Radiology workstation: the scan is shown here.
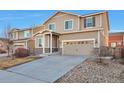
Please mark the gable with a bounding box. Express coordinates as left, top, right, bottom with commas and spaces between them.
43, 11, 80, 25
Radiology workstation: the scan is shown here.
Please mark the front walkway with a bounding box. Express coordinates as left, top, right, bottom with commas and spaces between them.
0, 55, 87, 83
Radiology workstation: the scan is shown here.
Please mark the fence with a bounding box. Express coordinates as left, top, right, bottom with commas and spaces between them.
94, 46, 124, 59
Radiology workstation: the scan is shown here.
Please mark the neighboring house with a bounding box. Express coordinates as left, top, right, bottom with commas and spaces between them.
109, 32, 124, 48
9, 11, 109, 55
0, 38, 8, 53
9, 28, 33, 49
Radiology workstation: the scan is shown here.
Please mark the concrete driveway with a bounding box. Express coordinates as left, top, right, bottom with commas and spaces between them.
0, 53, 8, 58
0, 55, 87, 83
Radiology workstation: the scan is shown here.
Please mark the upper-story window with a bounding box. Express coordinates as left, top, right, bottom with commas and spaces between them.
12, 32, 16, 39
24, 31, 30, 38
64, 20, 73, 30
84, 17, 95, 28
48, 23, 56, 32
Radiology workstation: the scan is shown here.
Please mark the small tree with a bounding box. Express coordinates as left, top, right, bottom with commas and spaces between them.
6, 40, 13, 57
3, 24, 10, 56
3, 24, 14, 59
93, 47, 103, 63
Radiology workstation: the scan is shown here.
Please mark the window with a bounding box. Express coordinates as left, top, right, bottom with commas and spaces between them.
12, 32, 16, 39
117, 42, 122, 46
64, 20, 73, 30
111, 42, 116, 48
81, 41, 84, 44
36, 36, 43, 48
49, 23, 56, 32
84, 17, 95, 28
24, 31, 30, 38
85, 41, 89, 44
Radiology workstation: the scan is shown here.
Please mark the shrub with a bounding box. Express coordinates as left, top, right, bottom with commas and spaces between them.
15, 48, 29, 58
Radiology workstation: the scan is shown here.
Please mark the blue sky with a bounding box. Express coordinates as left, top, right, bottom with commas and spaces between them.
0, 10, 124, 37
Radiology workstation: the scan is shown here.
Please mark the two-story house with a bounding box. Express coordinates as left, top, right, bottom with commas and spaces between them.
9, 11, 109, 55
9, 28, 32, 49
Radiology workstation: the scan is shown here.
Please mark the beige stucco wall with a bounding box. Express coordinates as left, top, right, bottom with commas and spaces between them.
43, 12, 107, 33
103, 12, 109, 46
45, 34, 49, 48
100, 30, 108, 46
52, 35, 57, 48
43, 12, 109, 49
27, 40, 35, 49
33, 26, 45, 34
17, 30, 32, 39
44, 34, 57, 48
44, 12, 79, 33
18, 31, 24, 39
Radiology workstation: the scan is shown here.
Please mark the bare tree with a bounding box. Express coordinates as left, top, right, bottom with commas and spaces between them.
3, 24, 13, 57
94, 46, 112, 64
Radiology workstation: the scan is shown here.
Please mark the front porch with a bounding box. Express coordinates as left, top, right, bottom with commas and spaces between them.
30, 30, 60, 55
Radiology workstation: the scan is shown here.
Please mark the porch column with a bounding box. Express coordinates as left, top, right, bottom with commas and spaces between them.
25, 40, 28, 49
43, 34, 45, 54
50, 33, 52, 54
57, 36, 59, 49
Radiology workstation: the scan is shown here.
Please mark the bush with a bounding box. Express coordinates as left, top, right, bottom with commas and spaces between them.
15, 48, 29, 58
0, 49, 7, 54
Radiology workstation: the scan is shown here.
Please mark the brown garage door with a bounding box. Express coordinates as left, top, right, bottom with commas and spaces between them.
63, 40, 94, 55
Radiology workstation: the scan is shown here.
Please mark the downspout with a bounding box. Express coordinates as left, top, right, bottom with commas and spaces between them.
50, 33, 52, 54
43, 34, 45, 54
97, 30, 100, 48
97, 30, 101, 56
100, 14, 102, 28
78, 16, 80, 31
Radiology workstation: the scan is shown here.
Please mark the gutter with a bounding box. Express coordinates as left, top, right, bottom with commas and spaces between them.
60, 28, 104, 35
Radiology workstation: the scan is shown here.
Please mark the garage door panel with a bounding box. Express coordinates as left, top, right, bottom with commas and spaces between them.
63, 40, 94, 55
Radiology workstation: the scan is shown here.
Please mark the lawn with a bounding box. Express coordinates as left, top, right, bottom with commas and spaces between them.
0, 56, 41, 69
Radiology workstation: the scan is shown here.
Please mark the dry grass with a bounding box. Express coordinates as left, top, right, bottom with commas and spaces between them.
0, 56, 41, 69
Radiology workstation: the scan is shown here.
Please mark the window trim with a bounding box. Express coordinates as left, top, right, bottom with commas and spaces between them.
64, 19, 73, 31
111, 42, 116, 48
12, 32, 17, 39
24, 30, 30, 38
35, 36, 43, 48
85, 17, 94, 28
48, 23, 56, 32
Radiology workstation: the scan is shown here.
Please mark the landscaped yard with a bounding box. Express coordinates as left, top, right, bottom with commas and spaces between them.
56, 58, 124, 83
0, 56, 42, 69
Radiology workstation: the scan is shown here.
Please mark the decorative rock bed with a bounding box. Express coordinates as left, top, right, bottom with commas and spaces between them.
55, 58, 124, 83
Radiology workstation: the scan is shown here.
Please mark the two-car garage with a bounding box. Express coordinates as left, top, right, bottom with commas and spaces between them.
62, 39, 95, 55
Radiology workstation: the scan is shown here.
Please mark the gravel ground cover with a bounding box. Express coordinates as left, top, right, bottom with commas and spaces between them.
56, 58, 124, 83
